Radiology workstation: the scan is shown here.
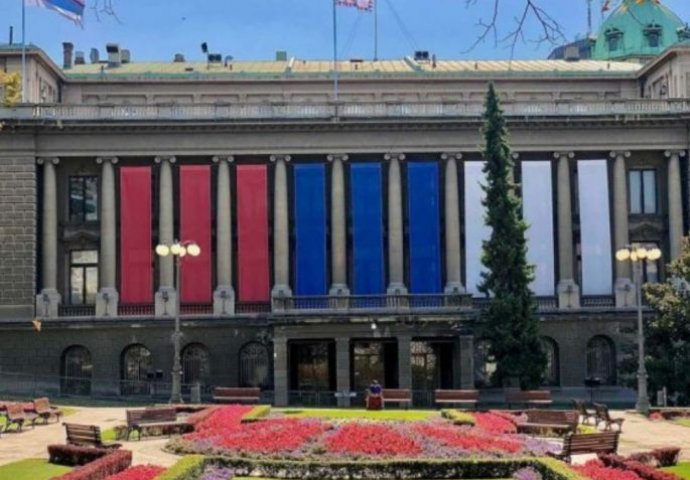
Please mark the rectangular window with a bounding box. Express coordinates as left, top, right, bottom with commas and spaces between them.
70, 250, 98, 305
629, 169, 657, 214
69, 176, 99, 223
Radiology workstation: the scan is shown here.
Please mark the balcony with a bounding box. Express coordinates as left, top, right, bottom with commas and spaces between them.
2, 99, 690, 123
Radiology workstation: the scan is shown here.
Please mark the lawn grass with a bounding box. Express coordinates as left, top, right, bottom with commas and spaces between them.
674, 418, 690, 428
277, 408, 438, 421
662, 463, 690, 479
0, 458, 72, 480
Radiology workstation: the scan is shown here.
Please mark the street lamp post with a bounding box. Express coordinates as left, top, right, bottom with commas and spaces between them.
615, 245, 662, 415
155, 240, 201, 404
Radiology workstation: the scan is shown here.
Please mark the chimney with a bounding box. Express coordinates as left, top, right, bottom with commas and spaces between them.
62, 42, 74, 69
564, 45, 580, 62
121, 49, 131, 64
89, 48, 100, 64
74, 51, 85, 65
106, 43, 121, 68
275, 50, 288, 61
173, 53, 185, 62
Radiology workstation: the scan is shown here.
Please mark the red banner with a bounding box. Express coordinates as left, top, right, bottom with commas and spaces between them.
180, 165, 212, 303
119, 167, 153, 304
237, 165, 270, 302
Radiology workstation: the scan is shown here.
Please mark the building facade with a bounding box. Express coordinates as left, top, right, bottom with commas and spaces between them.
2, 2, 690, 406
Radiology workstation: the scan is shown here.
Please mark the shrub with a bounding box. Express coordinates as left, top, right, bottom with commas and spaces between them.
573, 459, 642, 480
105, 465, 165, 480
441, 409, 476, 426
241, 405, 271, 423
155, 455, 206, 480
622, 461, 682, 480
54, 449, 132, 480
47, 444, 111, 466
513, 467, 543, 480
651, 447, 681, 468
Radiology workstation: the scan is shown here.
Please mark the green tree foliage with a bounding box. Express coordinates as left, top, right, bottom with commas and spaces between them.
478, 83, 547, 390
642, 237, 690, 405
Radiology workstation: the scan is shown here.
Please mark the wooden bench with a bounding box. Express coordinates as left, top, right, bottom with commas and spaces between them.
505, 390, 553, 408
434, 389, 480, 409
573, 399, 597, 425
4, 403, 37, 432
212, 387, 261, 404
32, 397, 63, 424
125, 407, 190, 440
64, 423, 121, 449
517, 410, 579, 436
548, 431, 620, 463
594, 403, 625, 431
382, 389, 412, 408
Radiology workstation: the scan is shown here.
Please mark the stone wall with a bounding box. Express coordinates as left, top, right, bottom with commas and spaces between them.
0, 157, 36, 319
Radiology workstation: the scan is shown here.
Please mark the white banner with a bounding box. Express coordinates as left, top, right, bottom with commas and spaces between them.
464, 162, 490, 296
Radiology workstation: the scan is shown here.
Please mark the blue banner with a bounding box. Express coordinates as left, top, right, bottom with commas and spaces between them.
294, 164, 327, 295
351, 163, 385, 295
407, 162, 442, 294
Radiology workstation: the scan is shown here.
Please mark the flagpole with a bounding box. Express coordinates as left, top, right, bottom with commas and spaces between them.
374, 0, 378, 60
332, 0, 339, 103
21, 0, 26, 102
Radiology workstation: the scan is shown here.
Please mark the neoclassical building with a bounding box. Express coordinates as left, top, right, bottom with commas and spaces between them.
0, 0, 689, 405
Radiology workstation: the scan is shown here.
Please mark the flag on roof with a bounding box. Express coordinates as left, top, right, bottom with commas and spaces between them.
336, 0, 374, 12
25, 0, 85, 26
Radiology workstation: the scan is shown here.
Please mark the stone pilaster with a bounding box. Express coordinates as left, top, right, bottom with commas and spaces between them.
459, 335, 475, 389
36, 157, 61, 318
385, 153, 407, 295
336, 337, 351, 407
155, 156, 177, 317
611, 151, 635, 308
666, 150, 686, 260
397, 335, 412, 390
271, 155, 293, 307
442, 152, 464, 294
328, 154, 350, 298
213, 156, 235, 315
273, 336, 289, 407
96, 157, 119, 317
554, 152, 580, 308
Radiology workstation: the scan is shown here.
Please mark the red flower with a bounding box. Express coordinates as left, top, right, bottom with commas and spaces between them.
325, 423, 422, 456
473, 412, 518, 434
105, 465, 165, 480
573, 460, 643, 480
413, 423, 522, 454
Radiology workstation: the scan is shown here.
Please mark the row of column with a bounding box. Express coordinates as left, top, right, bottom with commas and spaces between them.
36, 150, 687, 316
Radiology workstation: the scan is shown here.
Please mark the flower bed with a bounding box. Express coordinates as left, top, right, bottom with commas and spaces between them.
325, 422, 422, 456
105, 465, 165, 480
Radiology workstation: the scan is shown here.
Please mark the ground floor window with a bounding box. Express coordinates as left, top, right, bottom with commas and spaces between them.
351, 340, 397, 392
69, 250, 98, 305
182, 343, 210, 390
121, 344, 152, 396
60, 345, 92, 396
411, 340, 454, 391
587, 335, 616, 385
541, 337, 560, 386
240, 342, 272, 389
289, 341, 335, 392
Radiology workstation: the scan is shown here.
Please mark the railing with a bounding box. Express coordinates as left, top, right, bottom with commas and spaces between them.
117, 304, 155, 316
581, 295, 616, 308
3, 99, 690, 122
288, 390, 338, 407
274, 294, 473, 313
58, 305, 96, 317
235, 302, 272, 314
180, 303, 213, 315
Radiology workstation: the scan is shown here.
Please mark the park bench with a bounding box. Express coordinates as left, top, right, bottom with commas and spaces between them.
64, 423, 121, 449
434, 389, 480, 409
505, 390, 553, 408
4, 402, 37, 432
382, 388, 412, 408
516, 410, 579, 436
573, 399, 597, 425
548, 431, 620, 463
594, 403, 625, 431
212, 387, 261, 403
125, 407, 191, 440
32, 397, 63, 424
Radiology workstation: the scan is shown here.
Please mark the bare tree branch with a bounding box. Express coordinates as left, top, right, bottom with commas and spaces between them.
90, 0, 123, 24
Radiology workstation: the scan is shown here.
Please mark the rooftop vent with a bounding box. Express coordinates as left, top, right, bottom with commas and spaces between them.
208, 53, 222, 63
564, 45, 580, 62
224, 55, 234, 67
74, 51, 85, 65
106, 43, 121, 68
174, 53, 185, 62
275, 50, 288, 61
62, 42, 74, 69
121, 49, 131, 64
414, 50, 430, 62
89, 48, 100, 64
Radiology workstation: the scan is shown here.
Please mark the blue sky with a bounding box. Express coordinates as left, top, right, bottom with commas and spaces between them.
3, 0, 690, 63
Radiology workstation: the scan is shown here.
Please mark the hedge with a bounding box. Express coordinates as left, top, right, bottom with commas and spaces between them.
155, 455, 207, 480
47, 444, 112, 466
440, 409, 476, 426
54, 449, 132, 480
241, 405, 272, 423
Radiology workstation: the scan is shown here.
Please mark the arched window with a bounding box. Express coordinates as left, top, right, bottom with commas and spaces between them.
587, 336, 616, 385
474, 339, 496, 389
121, 344, 152, 396
239, 342, 272, 389
541, 337, 560, 386
61, 345, 92, 396
182, 343, 210, 389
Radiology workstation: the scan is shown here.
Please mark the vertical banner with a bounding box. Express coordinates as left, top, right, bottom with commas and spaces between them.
351, 163, 385, 294
294, 164, 328, 295
407, 162, 442, 293
119, 167, 153, 304
522, 161, 556, 296
578, 160, 613, 295
180, 165, 212, 303
464, 162, 489, 296
237, 165, 270, 302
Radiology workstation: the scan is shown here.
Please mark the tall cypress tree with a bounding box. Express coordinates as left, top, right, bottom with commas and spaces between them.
479, 83, 546, 389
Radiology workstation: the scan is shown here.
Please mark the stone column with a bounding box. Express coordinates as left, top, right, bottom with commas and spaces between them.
442, 152, 464, 294
271, 155, 293, 307
96, 157, 119, 317
36, 158, 61, 318
385, 153, 407, 295
155, 156, 177, 317
273, 336, 289, 406
213, 156, 235, 315
611, 151, 635, 308
459, 335, 475, 389
336, 337, 351, 407
666, 150, 686, 260
555, 152, 580, 308
397, 335, 412, 390
328, 154, 350, 298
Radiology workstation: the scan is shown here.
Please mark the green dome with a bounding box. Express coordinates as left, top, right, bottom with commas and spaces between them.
593, 0, 689, 61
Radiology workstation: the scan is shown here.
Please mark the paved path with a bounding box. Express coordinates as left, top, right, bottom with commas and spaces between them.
618, 411, 690, 460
